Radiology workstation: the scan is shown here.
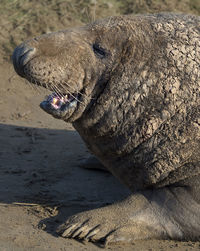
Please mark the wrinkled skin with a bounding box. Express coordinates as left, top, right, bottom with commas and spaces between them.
12, 13, 200, 244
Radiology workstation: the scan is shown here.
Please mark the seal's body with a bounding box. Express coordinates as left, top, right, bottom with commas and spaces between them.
13, 13, 200, 244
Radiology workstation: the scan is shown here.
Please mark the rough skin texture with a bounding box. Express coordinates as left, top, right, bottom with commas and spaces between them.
12, 13, 200, 244
74, 13, 200, 191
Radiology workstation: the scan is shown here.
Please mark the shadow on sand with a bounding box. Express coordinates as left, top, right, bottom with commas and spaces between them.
0, 123, 130, 239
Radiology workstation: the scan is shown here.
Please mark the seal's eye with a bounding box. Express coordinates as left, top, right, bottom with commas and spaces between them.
93, 43, 107, 59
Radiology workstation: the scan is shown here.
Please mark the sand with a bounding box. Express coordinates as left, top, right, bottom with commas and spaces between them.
0, 61, 200, 250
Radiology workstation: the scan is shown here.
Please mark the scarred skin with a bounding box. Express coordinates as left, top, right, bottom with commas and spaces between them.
12, 13, 200, 244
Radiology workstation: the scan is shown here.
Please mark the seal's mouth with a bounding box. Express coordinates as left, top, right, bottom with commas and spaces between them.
39, 91, 80, 120
44, 92, 78, 110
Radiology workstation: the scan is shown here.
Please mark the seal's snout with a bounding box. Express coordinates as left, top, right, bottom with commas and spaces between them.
12, 44, 36, 78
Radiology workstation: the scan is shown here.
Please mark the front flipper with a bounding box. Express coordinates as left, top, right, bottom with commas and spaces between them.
57, 186, 190, 245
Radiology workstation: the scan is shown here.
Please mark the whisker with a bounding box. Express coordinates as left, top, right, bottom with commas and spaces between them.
50, 85, 60, 97
55, 67, 95, 101
25, 78, 41, 94
52, 84, 65, 99
68, 92, 84, 104
62, 81, 84, 97
32, 78, 44, 94
59, 81, 92, 100
62, 81, 96, 101
62, 88, 84, 104
55, 67, 87, 98
53, 82, 84, 105
21, 70, 96, 105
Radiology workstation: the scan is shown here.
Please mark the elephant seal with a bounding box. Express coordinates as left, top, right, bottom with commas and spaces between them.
12, 13, 200, 244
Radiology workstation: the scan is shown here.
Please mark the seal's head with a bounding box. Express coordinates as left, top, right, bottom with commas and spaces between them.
12, 17, 137, 122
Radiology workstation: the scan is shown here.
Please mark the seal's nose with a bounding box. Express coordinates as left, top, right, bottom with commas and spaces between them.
12, 44, 36, 77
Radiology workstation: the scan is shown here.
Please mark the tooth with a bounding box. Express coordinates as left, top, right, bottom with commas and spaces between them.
52, 97, 58, 105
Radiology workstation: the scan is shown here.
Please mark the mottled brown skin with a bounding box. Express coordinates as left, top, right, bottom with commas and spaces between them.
12, 13, 200, 244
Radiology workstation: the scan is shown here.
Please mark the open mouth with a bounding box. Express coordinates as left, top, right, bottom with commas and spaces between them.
39, 92, 80, 120
45, 92, 78, 110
